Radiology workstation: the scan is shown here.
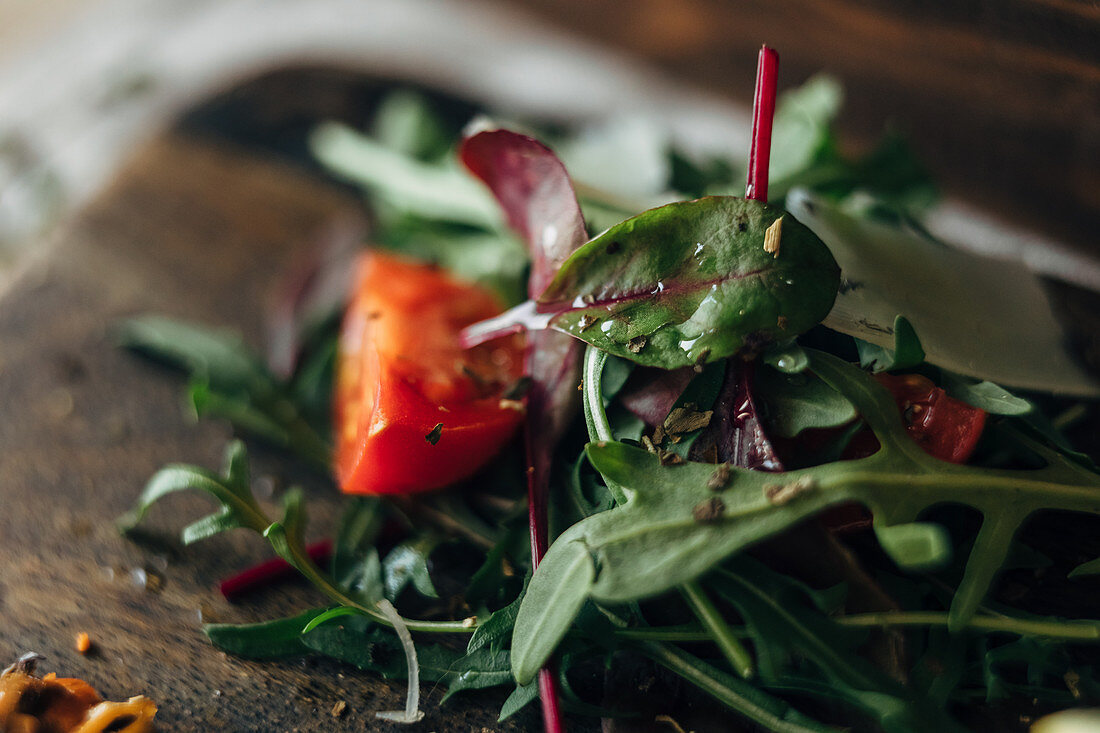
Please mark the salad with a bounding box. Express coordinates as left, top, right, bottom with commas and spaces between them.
115, 48, 1100, 732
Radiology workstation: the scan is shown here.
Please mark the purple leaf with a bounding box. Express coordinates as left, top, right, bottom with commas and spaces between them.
460, 129, 588, 298
266, 215, 365, 378
617, 366, 695, 427
712, 360, 784, 471
461, 126, 585, 733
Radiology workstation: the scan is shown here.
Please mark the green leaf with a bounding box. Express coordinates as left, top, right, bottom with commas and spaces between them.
383, 536, 442, 600
301, 613, 413, 679
768, 75, 843, 197
116, 316, 270, 392
189, 382, 292, 446
118, 441, 270, 537
310, 122, 501, 229
118, 316, 332, 470
468, 579, 526, 654
371, 89, 453, 162
538, 197, 840, 368
439, 648, 514, 701
511, 539, 595, 685
762, 340, 809, 374
856, 315, 925, 373
333, 496, 386, 582
939, 372, 1032, 416
1069, 557, 1100, 579
600, 354, 636, 402
498, 681, 539, 722
639, 641, 835, 733
512, 349, 1100, 675
873, 522, 952, 571
755, 364, 857, 438
300, 606, 367, 635
789, 189, 1099, 396
204, 609, 326, 659
181, 506, 240, 545
712, 561, 880, 691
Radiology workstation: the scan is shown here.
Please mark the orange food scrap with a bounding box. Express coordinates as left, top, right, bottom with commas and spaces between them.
0, 653, 156, 732
75, 633, 92, 655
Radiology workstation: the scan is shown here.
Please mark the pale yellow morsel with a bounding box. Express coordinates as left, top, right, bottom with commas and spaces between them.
72, 697, 158, 733
1031, 709, 1100, 733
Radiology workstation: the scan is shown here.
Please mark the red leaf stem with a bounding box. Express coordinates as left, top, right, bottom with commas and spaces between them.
746, 45, 779, 202
219, 538, 333, 600
460, 130, 584, 733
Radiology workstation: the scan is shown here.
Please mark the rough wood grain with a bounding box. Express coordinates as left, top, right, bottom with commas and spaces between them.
0, 134, 539, 731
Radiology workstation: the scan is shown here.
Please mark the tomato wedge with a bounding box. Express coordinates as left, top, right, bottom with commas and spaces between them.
334, 251, 525, 495
873, 372, 988, 464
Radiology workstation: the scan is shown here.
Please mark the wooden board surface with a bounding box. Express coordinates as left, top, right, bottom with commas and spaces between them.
0, 132, 540, 731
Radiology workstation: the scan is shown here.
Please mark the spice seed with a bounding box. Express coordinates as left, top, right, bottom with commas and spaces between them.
707, 463, 731, 491
692, 497, 726, 523
764, 476, 817, 505
425, 423, 444, 445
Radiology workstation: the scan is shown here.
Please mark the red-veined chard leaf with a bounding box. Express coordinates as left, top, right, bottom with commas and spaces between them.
461, 128, 586, 727
536, 196, 840, 368
709, 359, 784, 471
460, 128, 586, 552
460, 129, 588, 298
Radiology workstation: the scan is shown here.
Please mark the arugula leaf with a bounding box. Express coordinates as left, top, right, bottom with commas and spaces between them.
121, 441, 477, 635
939, 372, 1032, 416
511, 350, 1100, 683
438, 648, 514, 701
510, 540, 594, 686
856, 315, 925, 373
767, 75, 843, 199
332, 496, 386, 584
537, 197, 840, 368
873, 522, 952, 571
710, 561, 964, 732
468, 580, 526, 655
118, 440, 270, 539
712, 560, 879, 689
498, 681, 539, 722
383, 536, 441, 600
762, 339, 810, 374
117, 316, 332, 470
116, 316, 268, 391
301, 612, 416, 679
371, 89, 454, 162
311, 122, 501, 229
204, 609, 326, 659
638, 642, 835, 733
755, 364, 857, 438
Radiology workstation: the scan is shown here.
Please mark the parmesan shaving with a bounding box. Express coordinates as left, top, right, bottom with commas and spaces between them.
763, 216, 783, 257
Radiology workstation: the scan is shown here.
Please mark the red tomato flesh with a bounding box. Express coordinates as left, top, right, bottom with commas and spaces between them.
873, 373, 987, 464
334, 251, 525, 495
820, 372, 988, 533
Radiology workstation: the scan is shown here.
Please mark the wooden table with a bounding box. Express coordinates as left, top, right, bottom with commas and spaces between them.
0, 69, 542, 732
